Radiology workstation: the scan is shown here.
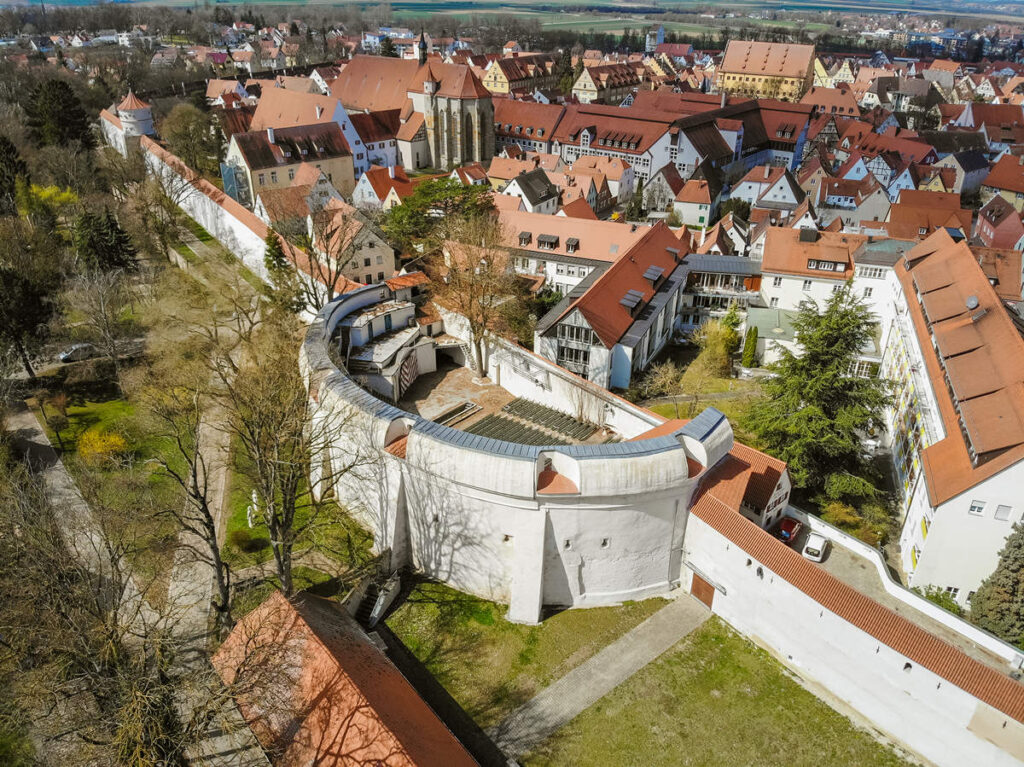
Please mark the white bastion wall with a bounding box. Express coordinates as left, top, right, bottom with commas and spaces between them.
301, 295, 719, 624
684, 514, 1024, 767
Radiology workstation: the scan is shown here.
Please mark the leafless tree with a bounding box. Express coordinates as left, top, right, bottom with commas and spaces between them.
214, 316, 361, 596
277, 197, 368, 311
65, 268, 133, 388
141, 360, 235, 637
428, 214, 525, 377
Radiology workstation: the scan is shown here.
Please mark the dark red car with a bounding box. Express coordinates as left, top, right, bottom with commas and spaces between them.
775, 517, 803, 544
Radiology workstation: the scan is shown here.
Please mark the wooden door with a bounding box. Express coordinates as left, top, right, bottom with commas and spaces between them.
690, 573, 715, 609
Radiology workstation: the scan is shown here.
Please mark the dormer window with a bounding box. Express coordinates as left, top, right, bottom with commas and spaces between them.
519, 231, 532, 246
537, 128, 544, 137
537, 234, 559, 250
566, 237, 579, 254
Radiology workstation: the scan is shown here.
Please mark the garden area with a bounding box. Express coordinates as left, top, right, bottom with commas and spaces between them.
524, 617, 915, 767
386, 581, 667, 730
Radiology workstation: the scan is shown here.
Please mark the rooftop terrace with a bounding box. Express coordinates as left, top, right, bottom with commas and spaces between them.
398, 360, 618, 446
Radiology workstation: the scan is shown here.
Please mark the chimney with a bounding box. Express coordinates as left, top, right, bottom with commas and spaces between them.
266, 127, 274, 144
764, 165, 770, 179
389, 165, 395, 179
700, 226, 707, 246
315, 105, 324, 119
720, 91, 726, 108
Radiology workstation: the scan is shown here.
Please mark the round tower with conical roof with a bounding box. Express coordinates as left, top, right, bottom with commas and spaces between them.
117, 91, 155, 138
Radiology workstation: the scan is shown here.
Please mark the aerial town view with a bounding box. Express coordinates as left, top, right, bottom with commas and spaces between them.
6, 0, 1024, 765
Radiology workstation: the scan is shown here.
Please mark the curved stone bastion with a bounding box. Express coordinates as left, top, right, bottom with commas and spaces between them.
300, 284, 742, 624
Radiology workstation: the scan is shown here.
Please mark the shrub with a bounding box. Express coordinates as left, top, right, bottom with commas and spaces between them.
741, 326, 759, 367
76, 429, 128, 465
228, 527, 269, 554
913, 585, 962, 616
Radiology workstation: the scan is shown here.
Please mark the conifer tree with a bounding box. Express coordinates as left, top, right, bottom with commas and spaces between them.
379, 36, 398, 58
0, 136, 28, 217
262, 230, 304, 314
25, 79, 95, 150
74, 210, 137, 272
971, 524, 1024, 647
744, 284, 891, 503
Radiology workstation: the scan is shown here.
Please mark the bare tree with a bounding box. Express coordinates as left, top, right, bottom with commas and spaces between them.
141, 361, 235, 637
280, 197, 368, 311
428, 214, 525, 377
215, 316, 359, 595
65, 268, 133, 387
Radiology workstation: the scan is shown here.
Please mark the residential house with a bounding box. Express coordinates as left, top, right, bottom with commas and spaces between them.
572, 64, 642, 105
982, 154, 1024, 213
716, 41, 816, 102
501, 168, 560, 214
883, 230, 1024, 607
800, 86, 860, 117
643, 162, 686, 214
930, 150, 990, 196
882, 190, 973, 240
493, 100, 565, 155
223, 124, 355, 208
673, 178, 721, 228
352, 165, 414, 210
534, 223, 689, 388
975, 196, 1024, 250
309, 198, 398, 284
571, 155, 635, 203
482, 54, 557, 95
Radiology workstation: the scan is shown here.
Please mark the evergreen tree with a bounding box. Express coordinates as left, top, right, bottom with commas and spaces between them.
0, 265, 53, 380
971, 524, 1024, 647
0, 136, 28, 217
74, 210, 137, 272
25, 79, 95, 150
379, 36, 398, 58
262, 230, 304, 314
102, 210, 138, 271
744, 284, 891, 503
624, 179, 645, 221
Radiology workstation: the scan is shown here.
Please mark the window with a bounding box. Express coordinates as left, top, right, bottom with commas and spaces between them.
969, 500, 986, 516
802, 279, 812, 291
995, 504, 1013, 521
944, 586, 960, 600
770, 297, 779, 308
863, 287, 874, 298
772, 276, 782, 287
287, 168, 295, 181
363, 258, 371, 267
377, 271, 384, 280
832, 284, 842, 294
257, 173, 266, 186
270, 171, 278, 183
557, 324, 594, 345
364, 273, 372, 283
376, 254, 383, 264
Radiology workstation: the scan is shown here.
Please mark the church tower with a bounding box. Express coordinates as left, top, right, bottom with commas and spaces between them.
418, 29, 427, 65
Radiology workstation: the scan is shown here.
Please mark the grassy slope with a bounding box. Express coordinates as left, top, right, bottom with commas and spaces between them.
525, 617, 915, 767
386, 581, 667, 729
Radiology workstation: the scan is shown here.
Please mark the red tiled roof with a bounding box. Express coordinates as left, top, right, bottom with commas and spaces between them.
984, 154, 1024, 195
691, 492, 1024, 725
212, 591, 477, 767
550, 223, 683, 347
762, 227, 865, 281
720, 40, 814, 79
117, 91, 150, 111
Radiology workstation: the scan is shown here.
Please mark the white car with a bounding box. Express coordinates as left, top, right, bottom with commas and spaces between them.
58, 343, 96, 363
802, 532, 829, 563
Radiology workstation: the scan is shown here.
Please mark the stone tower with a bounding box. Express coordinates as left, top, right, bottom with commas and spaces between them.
117, 91, 155, 138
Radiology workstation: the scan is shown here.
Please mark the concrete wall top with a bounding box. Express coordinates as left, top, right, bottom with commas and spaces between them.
303, 297, 705, 497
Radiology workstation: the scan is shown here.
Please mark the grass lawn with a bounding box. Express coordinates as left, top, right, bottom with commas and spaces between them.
221, 442, 375, 574
186, 219, 215, 244
524, 617, 914, 767
386, 581, 668, 729
29, 385, 183, 597
233, 566, 341, 617
649, 396, 764, 449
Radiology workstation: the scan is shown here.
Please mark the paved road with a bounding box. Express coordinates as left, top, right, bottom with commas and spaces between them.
487, 595, 710, 759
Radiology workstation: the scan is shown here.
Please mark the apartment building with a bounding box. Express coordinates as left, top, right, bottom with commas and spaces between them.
716, 41, 815, 102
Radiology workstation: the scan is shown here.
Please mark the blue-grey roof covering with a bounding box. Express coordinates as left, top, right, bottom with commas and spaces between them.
312, 294, 689, 461
685, 254, 762, 275
680, 407, 725, 441
619, 263, 690, 347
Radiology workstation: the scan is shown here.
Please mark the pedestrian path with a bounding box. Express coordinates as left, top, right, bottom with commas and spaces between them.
487, 595, 710, 759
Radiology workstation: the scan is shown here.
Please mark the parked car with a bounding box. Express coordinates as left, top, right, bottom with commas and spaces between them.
58, 343, 96, 363
774, 517, 803, 544
802, 532, 829, 563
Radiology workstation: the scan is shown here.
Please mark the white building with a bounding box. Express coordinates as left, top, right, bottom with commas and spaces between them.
881, 229, 1024, 608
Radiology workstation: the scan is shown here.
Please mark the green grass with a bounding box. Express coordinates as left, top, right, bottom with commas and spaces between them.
186, 219, 215, 244
524, 617, 915, 767
233, 566, 341, 617
649, 396, 764, 449
386, 581, 667, 729
221, 441, 375, 573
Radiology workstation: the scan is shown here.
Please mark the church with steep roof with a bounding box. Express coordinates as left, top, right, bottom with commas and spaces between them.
330, 34, 495, 170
